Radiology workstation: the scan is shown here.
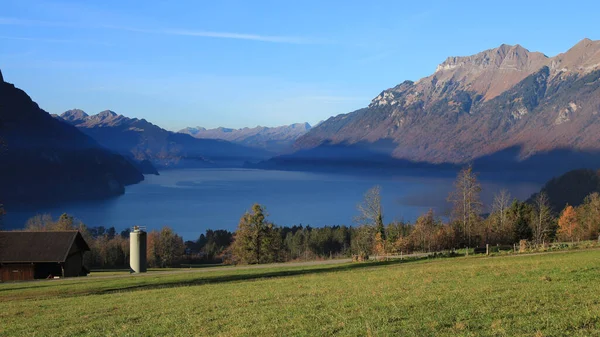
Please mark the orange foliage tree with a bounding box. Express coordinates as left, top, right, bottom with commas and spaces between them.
372, 232, 386, 258
557, 205, 579, 242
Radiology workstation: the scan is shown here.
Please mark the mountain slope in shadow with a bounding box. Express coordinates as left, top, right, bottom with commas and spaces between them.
0, 70, 144, 205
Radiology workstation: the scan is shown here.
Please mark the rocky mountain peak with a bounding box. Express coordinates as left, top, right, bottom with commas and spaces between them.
60, 109, 89, 122
435, 44, 547, 74
550, 38, 600, 75
295, 38, 600, 166
289, 122, 312, 130
426, 43, 549, 100
97, 110, 119, 119
56, 109, 132, 128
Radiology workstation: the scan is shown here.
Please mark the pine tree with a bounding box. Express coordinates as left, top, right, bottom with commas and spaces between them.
508, 200, 533, 242
231, 204, 279, 264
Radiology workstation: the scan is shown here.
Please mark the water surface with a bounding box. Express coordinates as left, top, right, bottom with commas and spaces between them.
4, 169, 541, 240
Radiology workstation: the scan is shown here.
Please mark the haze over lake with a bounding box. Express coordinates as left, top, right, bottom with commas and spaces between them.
6, 169, 541, 240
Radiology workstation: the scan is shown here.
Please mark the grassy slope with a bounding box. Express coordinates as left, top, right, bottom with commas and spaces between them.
2, 250, 600, 336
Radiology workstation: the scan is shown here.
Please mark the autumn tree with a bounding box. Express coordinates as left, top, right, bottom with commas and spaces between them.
147, 230, 160, 267
24, 213, 87, 232
144, 227, 184, 267
577, 192, 600, 240
409, 209, 437, 252
557, 205, 579, 242
55, 213, 75, 230
231, 204, 281, 264
372, 232, 386, 257
433, 224, 456, 252
531, 192, 553, 246
156, 226, 185, 267
25, 214, 55, 230
448, 165, 482, 246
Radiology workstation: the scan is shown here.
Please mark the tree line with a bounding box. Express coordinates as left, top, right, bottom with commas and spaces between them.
22, 213, 185, 268
226, 165, 600, 264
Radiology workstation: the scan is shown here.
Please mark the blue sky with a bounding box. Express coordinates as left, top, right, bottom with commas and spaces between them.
1, 0, 599, 131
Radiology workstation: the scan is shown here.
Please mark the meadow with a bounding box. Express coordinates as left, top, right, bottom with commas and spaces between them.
2, 249, 600, 336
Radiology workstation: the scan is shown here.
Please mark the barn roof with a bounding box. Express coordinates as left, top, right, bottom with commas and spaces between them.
0, 231, 90, 263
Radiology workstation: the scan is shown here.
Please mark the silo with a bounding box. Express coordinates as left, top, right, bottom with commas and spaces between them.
130, 226, 147, 273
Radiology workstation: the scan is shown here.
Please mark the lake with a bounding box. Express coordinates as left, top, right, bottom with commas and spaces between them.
3, 168, 541, 240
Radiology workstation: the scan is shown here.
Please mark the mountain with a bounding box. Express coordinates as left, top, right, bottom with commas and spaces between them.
56, 110, 271, 169
179, 123, 311, 154
293, 39, 600, 170
0, 70, 144, 204
529, 169, 600, 213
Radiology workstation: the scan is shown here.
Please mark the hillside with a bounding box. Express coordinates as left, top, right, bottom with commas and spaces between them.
294, 39, 600, 168
180, 123, 311, 154
2, 250, 600, 336
0, 70, 144, 204
56, 110, 272, 169
529, 168, 600, 212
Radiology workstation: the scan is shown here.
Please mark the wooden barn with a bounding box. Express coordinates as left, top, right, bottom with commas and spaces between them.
0, 231, 90, 282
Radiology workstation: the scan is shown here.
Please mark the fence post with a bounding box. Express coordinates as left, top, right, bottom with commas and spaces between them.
486, 244, 489, 256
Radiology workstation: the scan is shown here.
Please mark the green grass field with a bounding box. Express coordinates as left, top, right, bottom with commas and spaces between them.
2, 250, 600, 336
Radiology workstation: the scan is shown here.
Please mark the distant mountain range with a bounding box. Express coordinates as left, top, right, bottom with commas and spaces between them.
0, 70, 144, 204
55, 110, 271, 169
4, 38, 600, 206
258, 38, 600, 177
179, 123, 311, 154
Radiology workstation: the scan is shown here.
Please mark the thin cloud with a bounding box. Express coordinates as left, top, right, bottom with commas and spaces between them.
0, 17, 75, 28
0, 35, 112, 46
2, 59, 120, 69
163, 29, 318, 44
0, 16, 326, 44
105, 25, 325, 44
305, 95, 370, 102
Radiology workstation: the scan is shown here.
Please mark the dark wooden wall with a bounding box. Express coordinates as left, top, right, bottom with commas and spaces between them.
0, 264, 35, 281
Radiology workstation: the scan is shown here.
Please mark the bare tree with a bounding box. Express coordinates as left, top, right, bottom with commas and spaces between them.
532, 192, 553, 246
355, 185, 384, 229
448, 165, 482, 246
490, 189, 512, 242
25, 214, 55, 231
354, 186, 384, 257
